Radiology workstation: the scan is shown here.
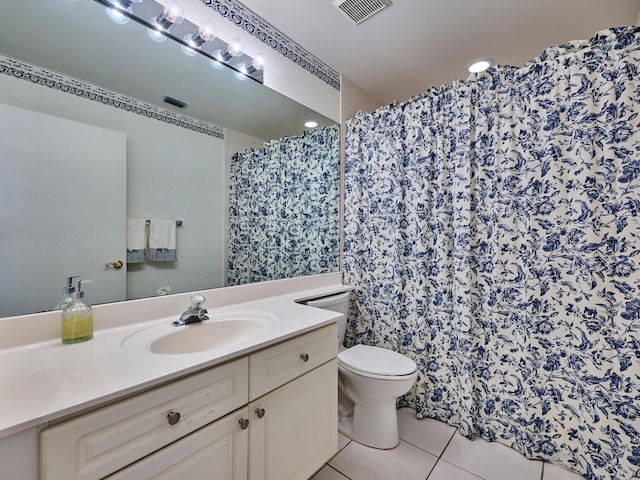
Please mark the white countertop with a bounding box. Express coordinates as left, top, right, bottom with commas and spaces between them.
0, 280, 349, 439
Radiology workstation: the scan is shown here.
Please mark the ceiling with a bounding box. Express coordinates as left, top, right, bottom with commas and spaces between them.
237, 0, 640, 105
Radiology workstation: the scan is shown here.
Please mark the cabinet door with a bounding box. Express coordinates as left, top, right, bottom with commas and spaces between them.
249, 360, 338, 480
106, 408, 249, 480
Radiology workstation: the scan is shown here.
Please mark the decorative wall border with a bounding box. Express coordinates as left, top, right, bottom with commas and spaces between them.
0, 54, 225, 139
201, 0, 341, 91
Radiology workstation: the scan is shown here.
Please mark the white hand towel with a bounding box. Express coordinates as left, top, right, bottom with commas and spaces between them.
126, 218, 147, 263
147, 219, 177, 262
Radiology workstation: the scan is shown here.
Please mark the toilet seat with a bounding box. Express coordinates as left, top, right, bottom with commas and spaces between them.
338, 344, 417, 378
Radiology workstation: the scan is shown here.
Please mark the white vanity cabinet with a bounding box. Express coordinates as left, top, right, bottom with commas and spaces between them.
40, 357, 249, 480
248, 324, 339, 480
249, 360, 337, 480
38, 323, 338, 480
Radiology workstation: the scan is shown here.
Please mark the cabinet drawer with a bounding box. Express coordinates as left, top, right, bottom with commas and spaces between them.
40, 357, 248, 480
249, 323, 338, 400
105, 407, 249, 480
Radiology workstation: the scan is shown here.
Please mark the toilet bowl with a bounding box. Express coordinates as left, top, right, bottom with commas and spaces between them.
305, 292, 417, 449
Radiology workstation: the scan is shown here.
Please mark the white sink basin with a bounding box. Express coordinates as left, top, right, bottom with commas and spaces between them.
122, 311, 278, 355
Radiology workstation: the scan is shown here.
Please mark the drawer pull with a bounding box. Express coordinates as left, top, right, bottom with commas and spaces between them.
300, 353, 309, 362
255, 407, 266, 418
167, 411, 181, 426
239, 418, 249, 430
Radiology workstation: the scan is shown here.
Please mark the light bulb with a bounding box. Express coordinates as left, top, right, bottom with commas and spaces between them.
151, 1, 184, 31
234, 71, 248, 81
241, 53, 266, 75
215, 37, 246, 62
147, 27, 167, 42
105, 0, 141, 24
251, 53, 266, 71
184, 21, 217, 48
106, 7, 129, 24
227, 37, 245, 57
182, 20, 217, 56
210, 58, 224, 69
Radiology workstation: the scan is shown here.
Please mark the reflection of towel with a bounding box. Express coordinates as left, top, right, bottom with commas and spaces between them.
126, 218, 147, 263
148, 219, 177, 262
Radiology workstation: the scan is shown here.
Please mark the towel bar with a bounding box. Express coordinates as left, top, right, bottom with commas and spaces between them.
145, 220, 183, 226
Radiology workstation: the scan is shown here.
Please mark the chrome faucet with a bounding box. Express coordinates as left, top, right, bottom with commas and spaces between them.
173, 294, 209, 326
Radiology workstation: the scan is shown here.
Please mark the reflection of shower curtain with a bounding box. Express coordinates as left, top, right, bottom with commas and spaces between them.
228, 124, 340, 286
344, 27, 640, 480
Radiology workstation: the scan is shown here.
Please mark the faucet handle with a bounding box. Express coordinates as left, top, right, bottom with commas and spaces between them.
191, 294, 206, 310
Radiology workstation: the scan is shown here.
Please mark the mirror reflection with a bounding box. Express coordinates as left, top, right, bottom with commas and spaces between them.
0, 0, 340, 317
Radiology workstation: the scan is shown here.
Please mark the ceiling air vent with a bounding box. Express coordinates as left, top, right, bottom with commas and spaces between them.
333, 0, 392, 25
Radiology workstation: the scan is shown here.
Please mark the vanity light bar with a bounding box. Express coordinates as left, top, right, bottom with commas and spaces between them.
96, 0, 264, 83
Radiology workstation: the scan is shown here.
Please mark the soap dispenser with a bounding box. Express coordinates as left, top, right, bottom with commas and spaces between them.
54, 275, 80, 311
61, 278, 94, 344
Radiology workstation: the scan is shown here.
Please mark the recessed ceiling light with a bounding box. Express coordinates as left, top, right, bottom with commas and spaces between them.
304, 121, 318, 128
466, 57, 495, 73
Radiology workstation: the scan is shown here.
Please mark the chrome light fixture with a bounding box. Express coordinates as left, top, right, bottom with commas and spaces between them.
91, 0, 264, 82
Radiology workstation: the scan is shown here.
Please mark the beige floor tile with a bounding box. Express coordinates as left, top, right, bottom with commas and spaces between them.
309, 465, 350, 480
428, 460, 484, 480
398, 408, 457, 456
329, 439, 438, 480
542, 462, 585, 480
441, 432, 542, 480
337, 432, 350, 452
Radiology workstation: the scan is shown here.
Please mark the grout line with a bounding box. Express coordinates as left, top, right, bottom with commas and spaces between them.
439, 427, 458, 458
540, 461, 545, 480
326, 464, 351, 479
425, 458, 440, 479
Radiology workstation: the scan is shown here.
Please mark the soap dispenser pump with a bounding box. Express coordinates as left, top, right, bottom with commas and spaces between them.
54, 275, 80, 311
61, 278, 94, 344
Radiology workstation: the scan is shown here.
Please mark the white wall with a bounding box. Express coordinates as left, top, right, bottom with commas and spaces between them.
0, 74, 227, 301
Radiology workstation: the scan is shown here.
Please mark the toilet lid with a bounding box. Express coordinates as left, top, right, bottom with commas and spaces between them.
338, 344, 417, 376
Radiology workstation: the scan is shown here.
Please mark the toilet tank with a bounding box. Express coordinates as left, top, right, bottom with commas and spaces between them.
304, 291, 350, 345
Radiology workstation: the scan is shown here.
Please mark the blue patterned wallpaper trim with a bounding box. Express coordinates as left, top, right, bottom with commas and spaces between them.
0, 55, 225, 139
200, 0, 341, 90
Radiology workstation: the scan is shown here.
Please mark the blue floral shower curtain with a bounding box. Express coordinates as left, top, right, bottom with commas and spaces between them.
228, 124, 340, 285
343, 27, 640, 480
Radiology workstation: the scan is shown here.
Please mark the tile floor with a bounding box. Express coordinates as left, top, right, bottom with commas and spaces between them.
310, 408, 584, 480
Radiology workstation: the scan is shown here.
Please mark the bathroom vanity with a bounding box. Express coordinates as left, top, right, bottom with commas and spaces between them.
0, 276, 346, 480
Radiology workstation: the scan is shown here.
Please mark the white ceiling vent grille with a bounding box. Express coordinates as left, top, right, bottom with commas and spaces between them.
333, 0, 392, 25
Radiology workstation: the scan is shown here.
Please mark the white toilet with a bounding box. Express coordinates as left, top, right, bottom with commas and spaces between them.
305, 292, 418, 449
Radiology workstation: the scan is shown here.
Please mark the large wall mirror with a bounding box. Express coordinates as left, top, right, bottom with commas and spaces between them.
0, 0, 340, 317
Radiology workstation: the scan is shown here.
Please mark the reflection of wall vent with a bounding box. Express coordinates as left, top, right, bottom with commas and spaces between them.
333, 0, 392, 25
163, 96, 188, 109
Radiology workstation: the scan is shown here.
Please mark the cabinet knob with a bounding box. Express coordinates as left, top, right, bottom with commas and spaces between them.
255, 407, 266, 418
239, 418, 249, 430
167, 411, 181, 425
300, 353, 309, 362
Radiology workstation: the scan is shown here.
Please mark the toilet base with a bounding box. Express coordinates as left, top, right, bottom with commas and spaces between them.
338, 401, 400, 449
